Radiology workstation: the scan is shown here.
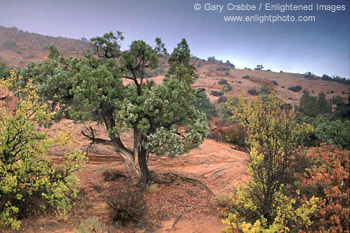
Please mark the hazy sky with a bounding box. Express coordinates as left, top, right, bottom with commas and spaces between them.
0, 0, 349, 78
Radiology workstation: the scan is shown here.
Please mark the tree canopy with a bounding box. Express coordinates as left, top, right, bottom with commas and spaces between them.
20, 32, 209, 186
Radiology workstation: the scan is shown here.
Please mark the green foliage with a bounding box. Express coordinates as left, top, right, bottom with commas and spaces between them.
288, 85, 302, 92
0, 59, 10, 78
223, 124, 247, 148
221, 83, 232, 93
75, 217, 104, 233
194, 90, 215, 119
242, 75, 250, 79
223, 92, 315, 232
2, 39, 17, 50
218, 96, 227, 103
218, 79, 228, 85
247, 89, 258, 96
217, 67, 229, 72
210, 90, 223, 97
90, 31, 123, 59
271, 80, 278, 86
19, 34, 208, 185
216, 194, 234, 208
106, 189, 146, 224
297, 91, 331, 118
146, 183, 158, 193
312, 117, 350, 149
0, 71, 86, 230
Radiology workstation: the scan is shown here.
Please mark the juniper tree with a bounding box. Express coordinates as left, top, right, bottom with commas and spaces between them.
20, 32, 208, 186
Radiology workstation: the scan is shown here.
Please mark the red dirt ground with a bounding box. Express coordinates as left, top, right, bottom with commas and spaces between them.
2, 119, 249, 233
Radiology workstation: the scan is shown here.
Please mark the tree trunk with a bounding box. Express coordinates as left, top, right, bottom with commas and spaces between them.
138, 146, 150, 187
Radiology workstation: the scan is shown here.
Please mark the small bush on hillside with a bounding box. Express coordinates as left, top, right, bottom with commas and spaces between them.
288, 85, 302, 92
218, 79, 228, 85
304, 72, 315, 79
2, 39, 17, 50
216, 194, 234, 208
271, 80, 278, 86
217, 67, 229, 72
218, 96, 227, 103
242, 75, 250, 79
247, 89, 259, 96
223, 124, 247, 148
75, 217, 104, 233
225, 71, 230, 76
260, 85, 271, 95
221, 84, 232, 93
210, 90, 224, 97
41, 43, 51, 50
106, 189, 146, 224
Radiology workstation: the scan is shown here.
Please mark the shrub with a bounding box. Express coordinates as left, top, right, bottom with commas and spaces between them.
223, 92, 315, 232
222, 124, 247, 148
75, 217, 104, 233
304, 72, 315, 79
41, 43, 51, 50
288, 85, 302, 92
0, 71, 86, 230
218, 79, 228, 85
2, 39, 17, 50
242, 75, 250, 79
106, 189, 146, 224
225, 71, 230, 76
259, 85, 271, 95
271, 80, 278, 86
218, 96, 227, 103
210, 90, 224, 97
68, 46, 76, 51
299, 146, 350, 232
216, 194, 234, 208
146, 183, 158, 193
247, 89, 258, 96
194, 90, 215, 119
217, 67, 229, 72
221, 84, 232, 93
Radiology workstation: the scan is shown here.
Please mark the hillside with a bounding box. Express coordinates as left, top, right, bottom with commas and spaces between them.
0, 25, 349, 106
0, 26, 89, 67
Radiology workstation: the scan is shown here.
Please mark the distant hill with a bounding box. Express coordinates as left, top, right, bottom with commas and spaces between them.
0, 25, 90, 67
0, 25, 348, 105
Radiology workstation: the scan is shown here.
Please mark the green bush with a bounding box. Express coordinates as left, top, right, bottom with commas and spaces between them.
218, 79, 228, 85
216, 194, 234, 208
210, 90, 224, 97
242, 75, 250, 79
217, 67, 229, 72
2, 39, 17, 50
0, 72, 86, 230
247, 89, 258, 96
106, 189, 146, 224
218, 96, 227, 103
271, 80, 278, 86
75, 217, 104, 233
194, 90, 215, 119
288, 85, 302, 92
221, 84, 232, 93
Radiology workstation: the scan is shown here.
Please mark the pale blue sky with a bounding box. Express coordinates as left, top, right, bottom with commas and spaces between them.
0, 0, 349, 78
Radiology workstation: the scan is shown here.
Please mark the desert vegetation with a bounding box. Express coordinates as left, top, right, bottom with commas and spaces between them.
0, 29, 349, 232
